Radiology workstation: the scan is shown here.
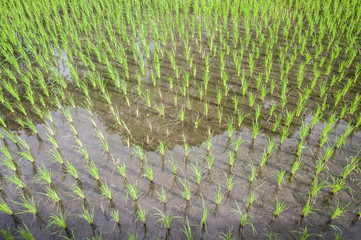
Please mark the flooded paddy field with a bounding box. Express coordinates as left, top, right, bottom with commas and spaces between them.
1, 0, 361, 239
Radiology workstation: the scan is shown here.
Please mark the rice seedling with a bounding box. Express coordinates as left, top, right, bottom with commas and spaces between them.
126, 182, 142, 203
17, 223, 35, 240
181, 217, 192, 240
143, 163, 154, 183
33, 163, 52, 186
72, 183, 86, 201
13, 194, 39, 218
87, 161, 101, 183
156, 186, 167, 206
233, 200, 256, 238
179, 178, 191, 202
41, 186, 61, 208
77, 205, 95, 229
193, 161, 202, 186
154, 207, 179, 231
158, 141, 167, 157
47, 211, 72, 237
136, 206, 146, 227
224, 172, 236, 194
0, 198, 14, 216
116, 163, 128, 183
204, 154, 214, 172
100, 181, 112, 201
4, 173, 26, 190
199, 195, 208, 233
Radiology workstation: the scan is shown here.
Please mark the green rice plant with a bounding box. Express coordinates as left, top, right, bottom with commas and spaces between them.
181, 217, 192, 240
156, 186, 167, 205
290, 157, 303, 177
200, 195, 208, 232
272, 114, 281, 132
126, 182, 141, 203
280, 126, 291, 144
116, 163, 127, 183
155, 104, 165, 118
0, 148, 17, 172
42, 187, 61, 207
227, 117, 235, 138
33, 163, 52, 185
215, 185, 225, 206
0, 225, 15, 239
233, 135, 244, 154
252, 121, 260, 141
72, 183, 86, 200
273, 199, 286, 218
204, 154, 214, 172
349, 93, 361, 114
329, 201, 350, 221
17, 223, 35, 240
143, 163, 154, 182
47, 211, 70, 236
14, 194, 38, 217
219, 227, 235, 240
134, 145, 146, 162
50, 149, 64, 166
136, 206, 146, 227
168, 156, 178, 177
248, 92, 255, 108
0, 198, 14, 216
77, 205, 94, 227
224, 172, 236, 193
87, 161, 100, 182
233, 200, 256, 237
158, 141, 167, 157
184, 140, 190, 159
217, 107, 223, 124
4, 173, 26, 190
100, 181, 112, 201
179, 178, 191, 202
216, 87, 223, 106
228, 152, 236, 168
193, 161, 202, 186
309, 176, 328, 200
3, 81, 20, 101
65, 160, 79, 181
154, 207, 179, 230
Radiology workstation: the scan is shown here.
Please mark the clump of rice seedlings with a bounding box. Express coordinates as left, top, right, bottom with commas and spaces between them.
100, 181, 113, 204
110, 208, 121, 231
136, 206, 147, 229
116, 163, 128, 184
0, 198, 14, 216
180, 178, 191, 202
252, 121, 260, 141
323, 201, 351, 231
245, 190, 258, 212
335, 123, 354, 150
215, 185, 225, 208
233, 200, 256, 239
193, 161, 202, 187
228, 152, 236, 168
0, 146, 18, 173
270, 199, 286, 226
237, 111, 248, 128
72, 183, 86, 203
4, 173, 26, 190
181, 217, 192, 240
17, 222, 35, 240
219, 227, 235, 240
134, 145, 146, 162
157, 186, 167, 208
47, 210, 72, 238
200, 196, 208, 233
42, 186, 62, 210
33, 163, 53, 187
154, 207, 179, 239
204, 154, 214, 172
65, 160, 80, 183
87, 161, 101, 184
233, 136, 244, 154
143, 163, 154, 183
50, 149, 64, 166
14, 194, 41, 221
77, 205, 96, 232
297, 194, 317, 226
224, 172, 236, 196
126, 181, 142, 204
217, 107, 223, 124
158, 141, 167, 157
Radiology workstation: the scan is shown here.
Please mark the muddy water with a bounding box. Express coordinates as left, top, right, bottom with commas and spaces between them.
1, 6, 361, 240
